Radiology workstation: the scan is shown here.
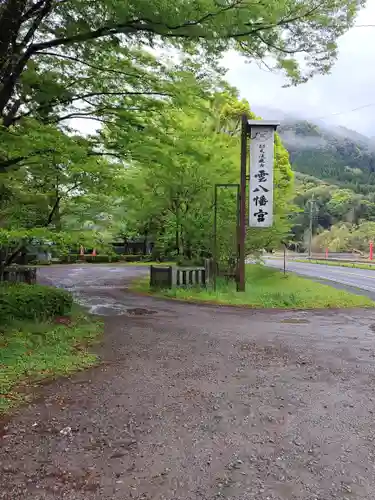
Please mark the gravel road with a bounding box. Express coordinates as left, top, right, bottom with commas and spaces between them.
2, 265, 375, 499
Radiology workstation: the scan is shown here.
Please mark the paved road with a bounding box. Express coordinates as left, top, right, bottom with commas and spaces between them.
266, 259, 375, 297
3, 265, 375, 499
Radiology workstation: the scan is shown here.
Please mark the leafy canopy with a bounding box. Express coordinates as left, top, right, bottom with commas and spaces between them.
0, 0, 365, 127
0, 0, 363, 267
113, 84, 294, 262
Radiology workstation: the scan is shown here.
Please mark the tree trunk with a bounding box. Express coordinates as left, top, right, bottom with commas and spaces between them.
0, 0, 28, 116
0, 0, 26, 74
0, 0, 53, 119
143, 230, 148, 255
175, 227, 179, 255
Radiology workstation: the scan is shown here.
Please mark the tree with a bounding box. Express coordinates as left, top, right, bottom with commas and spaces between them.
113, 84, 294, 262
290, 172, 375, 250
0, 126, 129, 275
311, 223, 351, 252
311, 221, 375, 254
2, 0, 359, 266
0, 0, 364, 164
327, 189, 368, 225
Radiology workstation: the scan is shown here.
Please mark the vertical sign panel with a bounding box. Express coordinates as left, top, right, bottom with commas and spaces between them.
249, 126, 274, 227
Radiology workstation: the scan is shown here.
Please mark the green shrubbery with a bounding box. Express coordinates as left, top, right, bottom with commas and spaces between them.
0, 283, 73, 323
176, 257, 204, 267
84, 254, 120, 263
0, 283, 101, 414
59, 254, 79, 263
59, 254, 150, 263
121, 254, 151, 262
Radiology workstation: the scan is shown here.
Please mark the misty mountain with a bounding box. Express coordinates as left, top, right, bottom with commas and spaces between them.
251, 106, 375, 193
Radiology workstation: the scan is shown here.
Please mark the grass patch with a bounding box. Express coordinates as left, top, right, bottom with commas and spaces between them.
296, 259, 375, 270
131, 264, 375, 309
0, 305, 103, 414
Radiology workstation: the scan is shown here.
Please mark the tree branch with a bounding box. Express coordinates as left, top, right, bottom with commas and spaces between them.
30, 22, 138, 52
235, 0, 330, 38
55, 113, 114, 126
47, 195, 61, 225
65, 91, 169, 103
0, 148, 55, 173
29, 0, 316, 52
20, 0, 53, 49
36, 51, 147, 79
21, 0, 50, 21
255, 32, 306, 54
136, 1, 244, 32
10, 91, 167, 125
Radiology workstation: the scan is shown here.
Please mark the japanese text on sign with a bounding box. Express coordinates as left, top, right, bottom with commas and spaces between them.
249, 126, 274, 227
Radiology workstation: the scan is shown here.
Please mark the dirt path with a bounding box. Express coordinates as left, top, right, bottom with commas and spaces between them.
2, 265, 375, 499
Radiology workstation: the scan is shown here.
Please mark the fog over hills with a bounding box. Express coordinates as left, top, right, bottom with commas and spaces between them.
250, 106, 375, 191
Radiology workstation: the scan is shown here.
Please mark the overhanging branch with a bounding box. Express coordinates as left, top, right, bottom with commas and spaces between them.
10, 91, 168, 125
28, 0, 329, 52
0, 148, 55, 173
36, 51, 148, 79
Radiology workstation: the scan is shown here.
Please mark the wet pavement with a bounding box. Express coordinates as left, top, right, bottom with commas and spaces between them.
37, 264, 150, 316
2, 265, 375, 499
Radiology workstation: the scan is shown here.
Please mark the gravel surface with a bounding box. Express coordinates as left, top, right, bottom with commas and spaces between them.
2, 265, 375, 499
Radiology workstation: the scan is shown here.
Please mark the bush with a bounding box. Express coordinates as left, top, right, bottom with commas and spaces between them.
59, 254, 79, 263
85, 255, 120, 263
120, 254, 149, 262
0, 283, 73, 323
176, 257, 204, 267
59, 254, 121, 263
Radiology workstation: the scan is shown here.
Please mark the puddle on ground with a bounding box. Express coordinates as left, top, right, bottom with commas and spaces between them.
127, 308, 156, 316
88, 305, 157, 317
280, 318, 310, 324
70, 292, 158, 317
90, 305, 125, 316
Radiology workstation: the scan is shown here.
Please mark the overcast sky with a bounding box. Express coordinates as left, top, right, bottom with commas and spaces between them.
223, 1, 375, 137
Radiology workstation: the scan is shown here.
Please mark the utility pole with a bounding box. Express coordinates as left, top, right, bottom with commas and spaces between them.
238, 116, 278, 290
238, 114, 248, 292
308, 194, 316, 259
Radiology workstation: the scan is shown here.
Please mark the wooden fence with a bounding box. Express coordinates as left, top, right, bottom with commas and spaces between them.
150, 265, 207, 289
1, 267, 37, 284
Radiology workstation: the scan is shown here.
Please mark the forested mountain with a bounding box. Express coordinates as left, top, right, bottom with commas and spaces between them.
255, 108, 375, 252
253, 106, 375, 193
278, 120, 375, 194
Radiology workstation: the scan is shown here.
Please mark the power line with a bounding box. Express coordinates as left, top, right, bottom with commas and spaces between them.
312, 102, 375, 121
299, 23, 375, 121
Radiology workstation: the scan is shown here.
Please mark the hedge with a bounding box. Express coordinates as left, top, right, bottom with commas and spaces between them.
120, 254, 150, 262
176, 257, 205, 267
59, 254, 79, 263
0, 283, 73, 323
59, 254, 150, 263
85, 255, 120, 263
